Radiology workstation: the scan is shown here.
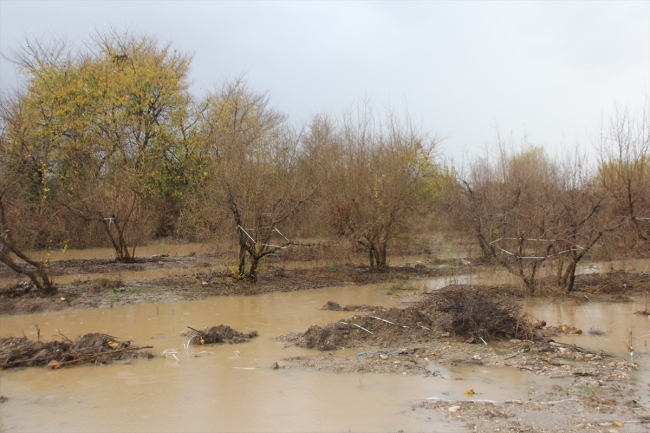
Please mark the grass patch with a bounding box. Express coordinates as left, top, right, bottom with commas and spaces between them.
326, 261, 339, 272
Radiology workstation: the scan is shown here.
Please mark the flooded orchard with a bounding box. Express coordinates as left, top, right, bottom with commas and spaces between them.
1, 253, 649, 432
0, 283, 530, 432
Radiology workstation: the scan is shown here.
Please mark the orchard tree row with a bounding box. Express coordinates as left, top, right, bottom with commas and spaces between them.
0, 30, 647, 294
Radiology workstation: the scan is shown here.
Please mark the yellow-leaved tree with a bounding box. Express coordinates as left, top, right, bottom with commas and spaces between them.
2, 29, 203, 261
198, 79, 320, 280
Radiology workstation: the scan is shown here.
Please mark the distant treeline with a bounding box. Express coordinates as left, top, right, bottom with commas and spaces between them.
1, 30, 647, 291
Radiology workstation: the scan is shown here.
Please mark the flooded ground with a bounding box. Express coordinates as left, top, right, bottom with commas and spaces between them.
1, 274, 648, 432
525, 297, 650, 370
0, 282, 549, 433
1, 247, 649, 432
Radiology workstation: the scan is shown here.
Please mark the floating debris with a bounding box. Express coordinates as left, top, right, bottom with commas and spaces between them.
0, 333, 153, 369
183, 325, 258, 344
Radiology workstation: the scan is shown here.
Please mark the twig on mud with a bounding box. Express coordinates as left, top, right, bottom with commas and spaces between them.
183, 336, 197, 355
342, 322, 374, 335
160, 349, 180, 362
548, 341, 587, 353
369, 316, 409, 329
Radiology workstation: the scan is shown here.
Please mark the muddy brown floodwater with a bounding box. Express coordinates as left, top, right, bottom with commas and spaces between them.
0, 280, 570, 433
1, 257, 649, 432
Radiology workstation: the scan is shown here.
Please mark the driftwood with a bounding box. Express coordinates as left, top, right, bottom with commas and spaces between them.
0, 333, 154, 369
183, 325, 258, 344
50, 345, 154, 368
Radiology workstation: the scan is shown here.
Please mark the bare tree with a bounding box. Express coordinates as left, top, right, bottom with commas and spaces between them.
455, 132, 621, 294
550, 152, 621, 292
596, 106, 650, 249
306, 105, 435, 269
200, 79, 319, 280
0, 185, 55, 294
457, 137, 562, 293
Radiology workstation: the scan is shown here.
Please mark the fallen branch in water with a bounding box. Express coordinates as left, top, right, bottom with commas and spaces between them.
50, 345, 154, 368
0, 334, 154, 370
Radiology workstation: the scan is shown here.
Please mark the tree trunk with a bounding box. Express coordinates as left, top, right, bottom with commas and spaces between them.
249, 255, 260, 281
238, 245, 247, 277
368, 245, 376, 269
377, 241, 387, 268
100, 216, 132, 262
0, 247, 56, 295
560, 260, 578, 293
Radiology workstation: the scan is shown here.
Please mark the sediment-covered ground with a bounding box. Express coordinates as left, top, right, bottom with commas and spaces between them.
277, 286, 649, 432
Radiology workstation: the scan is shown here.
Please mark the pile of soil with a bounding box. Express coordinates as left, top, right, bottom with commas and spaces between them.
279, 286, 532, 351
0, 333, 153, 369
183, 325, 258, 344
320, 301, 386, 312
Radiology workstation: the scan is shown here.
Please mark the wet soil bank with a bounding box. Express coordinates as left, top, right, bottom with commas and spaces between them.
278, 287, 649, 432
0, 257, 469, 315
1, 251, 649, 317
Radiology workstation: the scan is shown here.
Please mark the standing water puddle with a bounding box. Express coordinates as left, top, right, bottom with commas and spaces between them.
2, 283, 555, 432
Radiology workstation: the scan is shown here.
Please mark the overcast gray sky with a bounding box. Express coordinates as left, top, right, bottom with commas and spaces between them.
1, 1, 648, 162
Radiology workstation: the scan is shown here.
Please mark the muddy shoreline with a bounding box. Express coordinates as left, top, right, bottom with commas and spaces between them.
0, 254, 648, 316
278, 290, 649, 432
0, 256, 473, 315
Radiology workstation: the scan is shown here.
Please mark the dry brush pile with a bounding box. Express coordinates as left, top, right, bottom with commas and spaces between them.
278, 286, 534, 351
183, 325, 258, 345
0, 333, 153, 369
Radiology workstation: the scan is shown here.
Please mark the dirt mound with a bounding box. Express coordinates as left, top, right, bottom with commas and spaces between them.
434, 286, 533, 341
279, 286, 534, 351
280, 301, 438, 351
320, 301, 386, 312
0, 333, 153, 369
183, 325, 258, 344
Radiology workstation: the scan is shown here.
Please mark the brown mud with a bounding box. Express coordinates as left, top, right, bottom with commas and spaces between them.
1, 253, 648, 319
279, 287, 537, 351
